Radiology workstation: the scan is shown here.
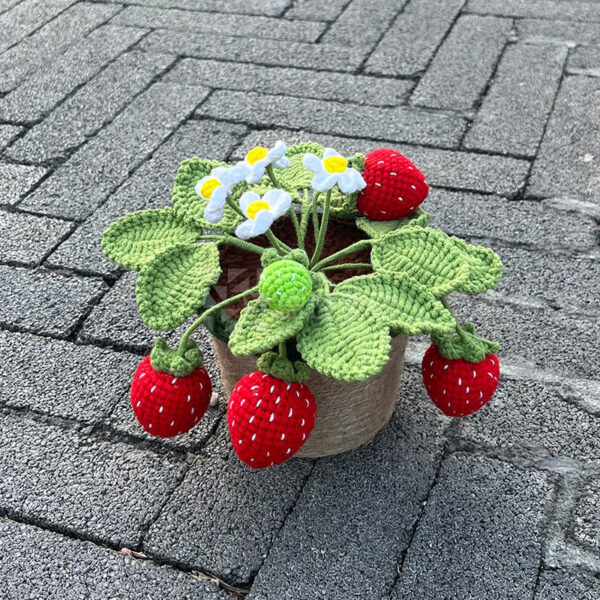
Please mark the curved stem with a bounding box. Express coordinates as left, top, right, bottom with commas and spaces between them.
225, 195, 245, 219
266, 165, 301, 249
278, 341, 287, 359
311, 239, 373, 272
320, 262, 372, 272
309, 188, 331, 268
299, 189, 310, 248
178, 286, 259, 353
221, 235, 264, 255
440, 296, 468, 338
311, 191, 320, 240
265, 229, 292, 254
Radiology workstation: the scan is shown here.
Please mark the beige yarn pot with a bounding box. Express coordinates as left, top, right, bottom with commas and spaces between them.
211, 334, 408, 458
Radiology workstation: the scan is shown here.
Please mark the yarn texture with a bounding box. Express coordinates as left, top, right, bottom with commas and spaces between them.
355, 207, 431, 238
259, 259, 312, 311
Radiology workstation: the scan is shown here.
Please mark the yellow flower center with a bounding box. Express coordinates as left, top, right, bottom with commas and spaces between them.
246, 200, 270, 220
246, 147, 269, 165
323, 155, 347, 173
200, 178, 221, 199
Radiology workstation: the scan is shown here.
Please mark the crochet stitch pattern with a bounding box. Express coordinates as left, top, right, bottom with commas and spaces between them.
102, 140, 504, 465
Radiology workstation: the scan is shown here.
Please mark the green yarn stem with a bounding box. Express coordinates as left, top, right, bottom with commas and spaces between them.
321, 262, 372, 272
440, 296, 468, 338
265, 229, 291, 254
299, 189, 310, 249
311, 191, 320, 240
312, 239, 374, 272
178, 285, 259, 354
266, 164, 302, 249
225, 195, 245, 218
221, 235, 264, 255
309, 188, 332, 268
278, 341, 287, 359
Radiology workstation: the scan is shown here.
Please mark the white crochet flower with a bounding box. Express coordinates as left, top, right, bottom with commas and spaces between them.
239, 140, 290, 184
303, 148, 366, 193
235, 189, 291, 240
197, 165, 246, 224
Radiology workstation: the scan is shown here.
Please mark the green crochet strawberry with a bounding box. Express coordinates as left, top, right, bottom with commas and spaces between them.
357, 148, 429, 220
259, 259, 312, 311
227, 370, 316, 468
130, 339, 212, 437
421, 324, 499, 417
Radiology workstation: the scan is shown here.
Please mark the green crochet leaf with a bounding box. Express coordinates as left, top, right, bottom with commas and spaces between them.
136, 243, 221, 331
450, 237, 502, 294
228, 295, 317, 356
172, 157, 245, 233
355, 208, 431, 238
333, 272, 456, 335
297, 295, 391, 381
371, 228, 470, 297
102, 208, 198, 271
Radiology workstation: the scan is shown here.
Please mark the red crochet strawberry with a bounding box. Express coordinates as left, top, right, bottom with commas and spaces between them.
422, 323, 500, 417
357, 148, 429, 220
228, 370, 316, 468
130, 339, 212, 438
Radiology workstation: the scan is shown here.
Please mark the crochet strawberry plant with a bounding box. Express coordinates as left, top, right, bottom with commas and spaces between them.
102, 141, 503, 467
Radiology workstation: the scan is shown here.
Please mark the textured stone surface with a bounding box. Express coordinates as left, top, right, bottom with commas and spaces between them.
517, 18, 600, 46
468, 0, 600, 22
0, 163, 47, 206
571, 478, 600, 553
285, 0, 348, 21
113, 5, 325, 42
0, 210, 72, 265
0, 413, 187, 546
0, 2, 119, 92
366, 0, 464, 76
535, 569, 600, 600
46, 119, 245, 275
0, 519, 229, 600
411, 15, 512, 110
21, 82, 205, 220
528, 76, 600, 204
567, 46, 600, 76
0, 265, 107, 337
0, 124, 22, 150
464, 43, 567, 156
391, 454, 552, 599
247, 370, 448, 600
200, 90, 466, 147
102, 0, 290, 15
139, 29, 367, 71
164, 58, 412, 106
236, 128, 530, 197
0, 330, 138, 423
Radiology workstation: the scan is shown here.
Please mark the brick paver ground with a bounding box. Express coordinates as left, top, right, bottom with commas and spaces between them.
0, 1, 599, 598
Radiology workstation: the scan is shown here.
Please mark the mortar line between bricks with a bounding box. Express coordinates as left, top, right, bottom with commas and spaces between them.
312, 0, 354, 43
463, 9, 600, 25
0, 0, 26, 19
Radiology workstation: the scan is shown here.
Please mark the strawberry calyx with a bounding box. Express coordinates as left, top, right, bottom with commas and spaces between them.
256, 351, 311, 383
261, 248, 309, 269
150, 338, 204, 377
349, 152, 365, 172
431, 322, 499, 364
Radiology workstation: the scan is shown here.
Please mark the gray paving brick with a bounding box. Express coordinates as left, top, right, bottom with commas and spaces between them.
0, 0, 22, 14
0, 210, 72, 265
0, 519, 228, 600
103, 0, 290, 15
113, 5, 325, 42
164, 58, 412, 106
464, 43, 567, 157
535, 569, 600, 600
145, 453, 313, 586
0, 2, 120, 93
571, 478, 600, 553
285, 0, 348, 21
46, 120, 245, 275
426, 189, 598, 251
567, 46, 600, 76
7, 51, 175, 164
0, 330, 138, 423
0, 265, 107, 337
20, 82, 206, 220
247, 369, 447, 600
494, 247, 600, 314
200, 91, 466, 147
517, 18, 600, 46
468, 0, 600, 22
0, 413, 187, 547
0, 163, 47, 206
0, 0, 75, 53
411, 15, 512, 110
452, 295, 600, 379
0, 124, 22, 151
365, 0, 464, 76
0, 26, 148, 124
321, 0, 405, 48
458, 378, 600, 462
529, 76, 600, 204
138, 29, 367, 72
237, 129, 530, 196
391, 454, 552, 600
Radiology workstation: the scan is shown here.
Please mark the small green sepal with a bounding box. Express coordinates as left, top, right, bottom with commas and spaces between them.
431, 322, 499, 364
256, 352, 311, 383
150, 338, 204, 376
261, 248, 309, 269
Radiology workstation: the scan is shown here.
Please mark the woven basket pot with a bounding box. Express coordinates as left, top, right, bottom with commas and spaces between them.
208, 217, 408, 458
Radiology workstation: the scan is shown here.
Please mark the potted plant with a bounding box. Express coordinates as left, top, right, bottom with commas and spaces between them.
102, 141, 502, 468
